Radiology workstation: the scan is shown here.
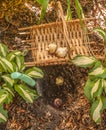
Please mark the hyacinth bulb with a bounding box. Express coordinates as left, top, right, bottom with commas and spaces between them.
48, 43, 57, 54
56, 47, 67, 58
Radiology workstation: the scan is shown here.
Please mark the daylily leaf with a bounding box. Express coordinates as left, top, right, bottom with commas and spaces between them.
0, 106, 8, 123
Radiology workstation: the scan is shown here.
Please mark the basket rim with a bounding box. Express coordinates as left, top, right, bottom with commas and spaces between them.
18, 17, 95, 31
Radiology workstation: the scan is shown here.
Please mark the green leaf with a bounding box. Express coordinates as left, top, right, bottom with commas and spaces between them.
25, 67, 44, 79
2, 74, 14, 87
72, 55, 96, 67
0, 90, 12, 105
3, 85, 14, 96
0, 56, 14, 73
0, 43, 8, 57
15, 56, 25, 71
84, 78, 95, 101
103, 79, 106, 93
91, 79, 100, 99
7, 50, 22, 61
90, 98, 103, 124
75, 0, 85, 27
93, 28, 106, 45
37, 0, 49, 23
14, 84, 38, 103
89, 66, 104, 76
66, 0, 72, 20
0, 106, 8, 123
11, 72, 36, 87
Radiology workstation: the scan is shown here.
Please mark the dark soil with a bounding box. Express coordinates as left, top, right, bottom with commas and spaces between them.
0, 0, 106, 130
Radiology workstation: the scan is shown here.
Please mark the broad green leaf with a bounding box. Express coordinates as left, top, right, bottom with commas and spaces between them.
11, 72, 36, 87
25, 67, 44, 78
0, 56, 14, 73
89, 66, 104, 76
93, 28, 106, 44
92, 79, 103, 99
0, 107, 8, 123
91, 98, 103, 124
0, 43, 8, 57
91, 79, 100, 98
66, 0, 72, 20
14, 84, 38, 103
84, 78, 95, 101
2, 74, 14, 87
72, 55, 96, 67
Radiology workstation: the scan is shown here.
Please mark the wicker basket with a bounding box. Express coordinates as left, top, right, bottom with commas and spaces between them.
18, 2, 92, 67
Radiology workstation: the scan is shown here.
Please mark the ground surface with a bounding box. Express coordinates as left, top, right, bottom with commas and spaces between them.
0, 0, 106, 130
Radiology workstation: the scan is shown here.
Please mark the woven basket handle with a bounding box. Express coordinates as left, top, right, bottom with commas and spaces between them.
57, 1, 73, 59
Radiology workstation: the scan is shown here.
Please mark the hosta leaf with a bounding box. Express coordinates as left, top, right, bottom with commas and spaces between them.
2, 74, 14, 87
4, 86, 14, 96
0, 90, 12, 105
25, 67, 44, 79
93, 28, 106, 44
11, 72, 36, 87
0, 107, 8, 123
15, 56, 24, 71
84, 78, 94, 101
72, 55, 96, 67
89, 66, 104, 76
0, 56, 14, 73
7, 50, 22, 61
91, 79, 100, 99
0, 43, 8, 57
91, 96, 106, 124
14, 84, 38, 103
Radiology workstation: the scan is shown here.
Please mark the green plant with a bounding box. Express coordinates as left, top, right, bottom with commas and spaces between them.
0, 43, 44, 123
72, 55, 106, 124
66, 0, 85, 21
36, 0, 49, 24
93, 28, 106, 45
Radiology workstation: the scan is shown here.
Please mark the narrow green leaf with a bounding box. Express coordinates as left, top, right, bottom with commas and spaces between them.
2, 74, 14, 87
0, 90, 12, 105
103, 79, 106, 93
75, 0, 85, 27
66, 0, 72, 20
37, 0, 49, 23
0, 56, 14, 73
0, 43, 8, 57
72, 55, 96, 67
15, 56, 24, 71
7, 50, 22, 61
14, 84, 38, 103
0, 107, 8, 123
